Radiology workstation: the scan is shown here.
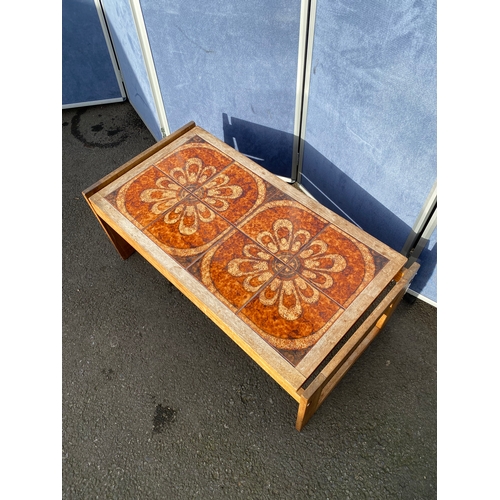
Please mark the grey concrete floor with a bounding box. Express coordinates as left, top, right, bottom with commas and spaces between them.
62, 101, 437, 499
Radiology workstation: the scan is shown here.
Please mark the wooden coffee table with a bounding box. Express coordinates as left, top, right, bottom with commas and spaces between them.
83, 122, 419, 430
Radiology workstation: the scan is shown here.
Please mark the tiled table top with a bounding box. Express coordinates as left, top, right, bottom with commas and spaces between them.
89, 127, 406, 390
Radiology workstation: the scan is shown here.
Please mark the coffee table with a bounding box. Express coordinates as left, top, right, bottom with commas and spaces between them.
83, 121, 419, 430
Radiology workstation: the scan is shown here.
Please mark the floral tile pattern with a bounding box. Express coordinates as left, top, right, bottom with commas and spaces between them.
107, 166, 189, 229
292, 223, 377, 308
144, 193, 233, 268
237, 199, 329, 256
105, 135, 392, 366
190, 162, 275, 226
191, 229, 276, 311
154, 142, 233, 188
238, 274, 343, 351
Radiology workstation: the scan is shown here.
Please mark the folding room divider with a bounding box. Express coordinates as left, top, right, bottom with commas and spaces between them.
63, 0, 437, 304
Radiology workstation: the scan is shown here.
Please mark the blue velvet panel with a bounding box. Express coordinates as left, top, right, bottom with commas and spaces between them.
301, 0, 437, 256
139, 0, 301, 177
62, 0, 123, 106
410, 226, 437, 303
100, 0, 162, 139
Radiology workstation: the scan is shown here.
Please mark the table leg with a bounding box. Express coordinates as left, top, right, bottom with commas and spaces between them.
295, 262, 420, 431
81, 192, 135, 260
95, 212, 136, 260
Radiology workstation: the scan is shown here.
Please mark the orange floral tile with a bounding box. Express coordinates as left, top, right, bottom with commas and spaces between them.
237, 199, 329, 260
191, 163, 275, 225
291, 224, 379, 308
189, 229, 276, 311
106, 166, 189, 229
238, 268, 343, 353
144, 191, 233, 267
154, 140, 233, 190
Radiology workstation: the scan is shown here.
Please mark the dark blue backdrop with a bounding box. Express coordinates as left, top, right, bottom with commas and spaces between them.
62, 0, 124, 106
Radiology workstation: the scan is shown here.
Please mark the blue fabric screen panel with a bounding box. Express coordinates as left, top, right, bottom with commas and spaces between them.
100, 0, 162, 140
62, 0, 124, 106
301, 0, 437, 254
139, 0, 302, 177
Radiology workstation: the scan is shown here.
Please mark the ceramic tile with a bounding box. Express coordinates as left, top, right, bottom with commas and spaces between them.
236, 198, 329, 260
154, 139, 233, 191
238, 265, 343, 356
106, 166, 189, 229
292, 224, 382, 308
276, 345, 313, 366
370, 249, 390, 274
188, 229, 276, 312
143, 191, 233, 268
191, 162, 276, 225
